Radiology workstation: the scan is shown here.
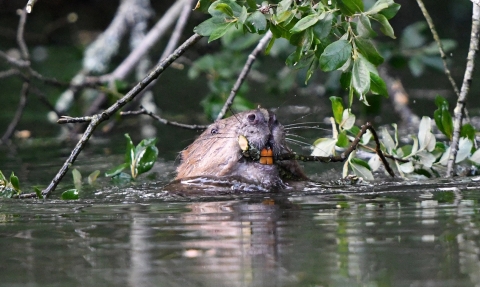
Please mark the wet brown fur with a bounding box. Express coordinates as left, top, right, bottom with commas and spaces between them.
176, 108, 307, 188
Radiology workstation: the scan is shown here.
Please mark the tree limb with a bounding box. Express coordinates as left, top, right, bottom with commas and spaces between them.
43, 33, 203, 197
446, 4, 480, 177
215, 31, 273, 121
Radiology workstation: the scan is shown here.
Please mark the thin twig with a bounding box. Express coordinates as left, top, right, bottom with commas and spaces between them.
0, 50, 29, 67
107, 0, 186, 80
0, 68, 20, 79
16, 9, 29, 61
1, 82, 29, 143
43, 33, 203, 197
415, 0, 460, 97
215, 31, 273, 121
160, 0, 194, 61
121, 107, 208, 130
276, 123, 396, 177
446, 4, 480, 177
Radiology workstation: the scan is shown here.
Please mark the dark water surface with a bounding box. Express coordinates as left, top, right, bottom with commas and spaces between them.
2, 164, 480, 287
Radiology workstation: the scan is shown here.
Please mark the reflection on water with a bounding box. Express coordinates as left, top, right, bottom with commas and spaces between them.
1, 186, 480, 286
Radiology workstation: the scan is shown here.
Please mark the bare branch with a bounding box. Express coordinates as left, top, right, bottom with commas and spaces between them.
107, 0, 186, 80
1, 82, 29, 143
215, 31, 273, 121
0, 68, 20, 79
42, 33, 203, 197
415, 0, 460, 97
446, 4, 480, 176
16, 9, 29, 61
121, 107, 208, 130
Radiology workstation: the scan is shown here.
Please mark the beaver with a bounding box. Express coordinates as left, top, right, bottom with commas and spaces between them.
175, 108, 308, 190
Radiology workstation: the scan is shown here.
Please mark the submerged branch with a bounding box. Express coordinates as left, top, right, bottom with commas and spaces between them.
215, 31, 273, 121
42, 33, 203, 198
446, 4, 480, 177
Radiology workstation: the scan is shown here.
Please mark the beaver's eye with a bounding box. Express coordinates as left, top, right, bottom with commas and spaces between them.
211, 128, 218, 134
247, 113, 256, 123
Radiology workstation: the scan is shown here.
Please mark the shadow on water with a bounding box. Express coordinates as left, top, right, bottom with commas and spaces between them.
2, 168, 480, 286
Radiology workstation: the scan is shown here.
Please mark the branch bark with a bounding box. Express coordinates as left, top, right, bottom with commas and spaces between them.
215, 31, 273, 121
42, 33, 203, 198
446, 4, 480, 177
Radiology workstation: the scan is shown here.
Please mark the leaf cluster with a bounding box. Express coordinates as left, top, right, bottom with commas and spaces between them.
106, 133, 159, 181
0, 171, 21, 198
194, 0, 401, 107
315, 96, 480, 180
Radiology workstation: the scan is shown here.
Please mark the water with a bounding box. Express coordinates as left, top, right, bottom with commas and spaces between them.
2, 171, 480, 286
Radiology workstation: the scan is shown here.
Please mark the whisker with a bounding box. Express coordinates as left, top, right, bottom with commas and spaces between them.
286, 137, 315, 149
285, 126, 329, 132
284, 121, 325, 127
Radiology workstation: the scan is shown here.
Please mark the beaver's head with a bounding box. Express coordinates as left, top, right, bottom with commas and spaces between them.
175, 108, 307, 188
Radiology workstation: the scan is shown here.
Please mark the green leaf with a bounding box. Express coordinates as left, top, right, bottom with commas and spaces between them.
349, 159, 374, 180
213, 3, 234, 17
357, 14, 377, 37
441, 108, 453, 140
10, 172, 20, 192
209, 21, 236, 42
208, 0, 242, 17
72, 168, 82, 185
330, 96, 344, 124
194, 17, 227, 36
105, 163, 129, 178
340, 72, 352, 90
337, 131, 350, 148
88, 170, 100, 185
461, 123, 476, 141
371, 14, 396, 39
354, 37, 384, 65
319, 39, 352, 71
313, 13, 333, 39
0, 170, 5, 182
245, 11, 267, 34
61, 189, 79, 200
135, 145, 159, 177
275, 10, 295, 24
290, 14, 320, 33
337, 0, 364, 16
352, 57, 370, 95
380, 3, 401, 19
365, 0, 391, 15
369, 72, 388, 97
312, 138, 338, 157
238, 6, 248, 25
124, 133, 135, 167
34, 187, 44, 199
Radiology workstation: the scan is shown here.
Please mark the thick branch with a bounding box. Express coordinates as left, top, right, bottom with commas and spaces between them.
43, 34, 203, 197
215, 31, 273, 121
446, 4, 480, 177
